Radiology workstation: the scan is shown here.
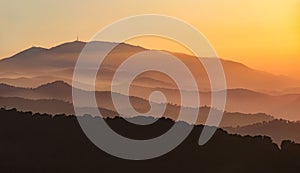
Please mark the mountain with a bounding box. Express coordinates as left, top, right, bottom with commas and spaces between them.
0, 108, 300, 173
0, 41, 144, 77
224, 119, 300, 145
0, 41, 299, 93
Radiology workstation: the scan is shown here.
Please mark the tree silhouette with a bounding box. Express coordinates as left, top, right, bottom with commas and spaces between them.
0, 108, 300, 173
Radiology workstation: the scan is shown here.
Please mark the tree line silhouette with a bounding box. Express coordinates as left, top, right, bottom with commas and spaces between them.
0, 108, 300, 173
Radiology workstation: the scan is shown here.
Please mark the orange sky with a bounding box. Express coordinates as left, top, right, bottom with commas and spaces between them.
1, 0, 299, 78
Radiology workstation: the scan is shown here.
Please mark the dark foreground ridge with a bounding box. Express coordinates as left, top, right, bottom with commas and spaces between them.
0, 108, 300, 173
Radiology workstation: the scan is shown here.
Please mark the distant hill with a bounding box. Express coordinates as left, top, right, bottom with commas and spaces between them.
0, 108, 300, 173
0, 41, 298, 93
224, 119, 300, 145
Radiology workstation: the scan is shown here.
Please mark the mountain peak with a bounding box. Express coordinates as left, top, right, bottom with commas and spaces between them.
49, 41, 86, 53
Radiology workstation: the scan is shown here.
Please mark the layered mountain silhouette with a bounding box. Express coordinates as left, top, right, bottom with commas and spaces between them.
1, 108, 300, 173
1, 41, 300, 121
1, 40, 300, 172
1, 81, 299, 120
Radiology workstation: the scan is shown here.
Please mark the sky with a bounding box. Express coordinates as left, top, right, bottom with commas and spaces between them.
1, 0, 299, 78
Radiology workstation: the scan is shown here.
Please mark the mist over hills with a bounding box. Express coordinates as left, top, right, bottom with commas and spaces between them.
0, 95, 274, 128
1, 41, 300, 120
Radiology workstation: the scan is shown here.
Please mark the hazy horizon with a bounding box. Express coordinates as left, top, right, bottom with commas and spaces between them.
2, 1, 300, 170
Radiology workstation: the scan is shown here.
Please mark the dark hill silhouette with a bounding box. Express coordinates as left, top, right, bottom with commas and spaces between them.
224, 119, 300, 145
0, 108, 300, 173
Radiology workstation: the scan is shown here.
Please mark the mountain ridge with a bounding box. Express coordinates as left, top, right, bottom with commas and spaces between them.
224, 119, 300, 145
0, 40, 295, 80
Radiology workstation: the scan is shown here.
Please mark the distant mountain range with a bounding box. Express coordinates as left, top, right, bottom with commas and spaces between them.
1, 81, 299, 120
0, 41, 299, 93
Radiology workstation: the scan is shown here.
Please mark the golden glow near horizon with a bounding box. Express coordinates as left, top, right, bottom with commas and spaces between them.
1, 0, 299, 78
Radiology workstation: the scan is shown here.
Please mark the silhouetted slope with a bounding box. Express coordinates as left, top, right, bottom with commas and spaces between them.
0, 108, 299, 173
224, 119, 300, 145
